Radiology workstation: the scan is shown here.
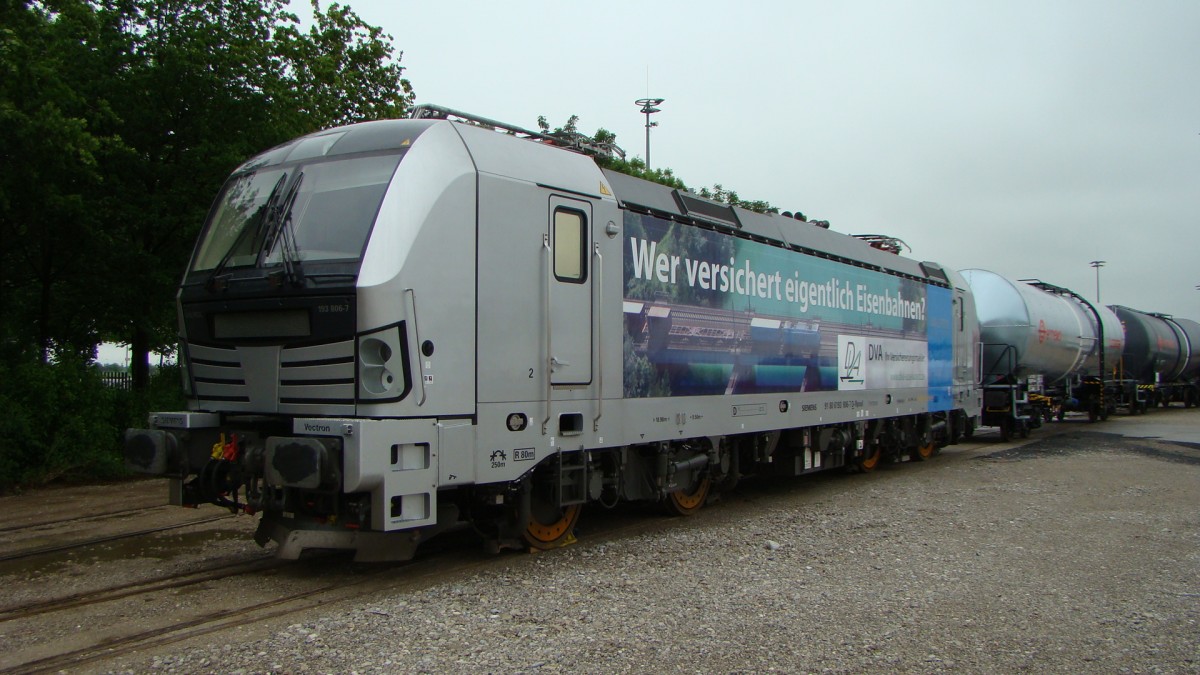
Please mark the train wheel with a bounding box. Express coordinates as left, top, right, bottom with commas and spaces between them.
911, 442, 936, 461
523, 498, 581, 550
857, 446, 882, 472
664, 475, 711, 516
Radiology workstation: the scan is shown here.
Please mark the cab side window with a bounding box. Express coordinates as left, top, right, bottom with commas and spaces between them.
553, 208, 587, 283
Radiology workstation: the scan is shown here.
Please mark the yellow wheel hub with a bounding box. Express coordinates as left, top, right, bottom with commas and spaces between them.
666, 475, 711, 516
858, 446, 882, 472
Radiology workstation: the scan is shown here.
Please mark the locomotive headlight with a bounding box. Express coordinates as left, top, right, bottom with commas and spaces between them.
357, 324, 410, 401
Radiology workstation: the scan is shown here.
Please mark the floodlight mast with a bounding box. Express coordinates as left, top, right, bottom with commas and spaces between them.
635, 98, 664, 170
1090, 260, 1106, 303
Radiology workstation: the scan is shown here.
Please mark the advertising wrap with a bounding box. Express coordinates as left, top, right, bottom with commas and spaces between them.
622, 212, 953, 410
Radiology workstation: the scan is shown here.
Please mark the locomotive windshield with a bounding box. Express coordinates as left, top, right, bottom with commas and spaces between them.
190, 152, 403, 273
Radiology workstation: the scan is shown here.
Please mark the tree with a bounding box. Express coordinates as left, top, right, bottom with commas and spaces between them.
0, 0, 413, 487
0, 0, 116, 364
2, 0, 415, 386
535, 114, 777, 214
84, 0, 414, 388
273, 1, 413, 132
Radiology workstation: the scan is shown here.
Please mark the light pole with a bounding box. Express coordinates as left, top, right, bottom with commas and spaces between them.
1090, 260, 1106, 304
635, 97, 664, 169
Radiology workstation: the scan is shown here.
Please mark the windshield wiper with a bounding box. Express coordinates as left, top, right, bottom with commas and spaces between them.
205, 172, 288, 293
265, 171, 305, 288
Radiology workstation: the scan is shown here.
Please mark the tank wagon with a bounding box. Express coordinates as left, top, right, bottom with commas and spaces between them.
959, 269, 1125, 436
958, 268, 1200, 427
1111, 306, 1200, 408
124, 106, 982, 561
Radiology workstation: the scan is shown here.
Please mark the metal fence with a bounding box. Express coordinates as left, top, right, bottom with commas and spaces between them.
99, 371, 132, 390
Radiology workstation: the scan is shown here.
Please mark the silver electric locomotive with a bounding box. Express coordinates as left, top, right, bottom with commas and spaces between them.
126, 107, 983, 560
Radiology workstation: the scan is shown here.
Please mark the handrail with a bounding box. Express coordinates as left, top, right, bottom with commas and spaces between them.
976, 341, 984, 385
981, 342, 1018, 384
593, 242, 603, 432
405, 288, 426, 406
542, 233, 552, 435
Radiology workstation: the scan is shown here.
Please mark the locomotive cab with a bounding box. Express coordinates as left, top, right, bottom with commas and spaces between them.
127, 119, 486, 559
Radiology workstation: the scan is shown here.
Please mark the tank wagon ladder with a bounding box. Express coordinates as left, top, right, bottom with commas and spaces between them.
1111, 357, 1148, 415
979, 343, 1035, 440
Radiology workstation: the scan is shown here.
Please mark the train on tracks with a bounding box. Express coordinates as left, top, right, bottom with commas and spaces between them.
124, 105, 1200, 561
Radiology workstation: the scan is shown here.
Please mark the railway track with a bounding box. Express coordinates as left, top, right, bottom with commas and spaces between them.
0, 429, 1025, 674
0, 532, 480, 674
0, 553, 281, 623
11, 445, 1012, 675
0, 513, 234, 564
0, 503, 168, 535
0, 496, 724, 675
1, 578, 370, 675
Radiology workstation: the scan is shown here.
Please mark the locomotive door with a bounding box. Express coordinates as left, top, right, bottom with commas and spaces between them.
547, 195, 593, 386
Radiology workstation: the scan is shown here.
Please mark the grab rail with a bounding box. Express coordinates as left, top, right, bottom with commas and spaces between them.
593, 242, 603, 432
542, 233, 552, 435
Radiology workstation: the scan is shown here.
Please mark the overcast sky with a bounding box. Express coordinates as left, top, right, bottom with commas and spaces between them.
302, 0, 1196, 320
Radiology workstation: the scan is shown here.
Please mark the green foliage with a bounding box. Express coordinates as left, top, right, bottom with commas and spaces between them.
536, 114, 778, 214
0, 0, 114, 362
0, 359, 186, 492
0, 362, 185, 493
600, 155, 688, 191
0, 0, 415, 387
0, 0, 409, 488
273, 0, 413, 130
695, 184, 776, 215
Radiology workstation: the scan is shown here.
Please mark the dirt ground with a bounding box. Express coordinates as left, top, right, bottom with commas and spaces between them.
1, 411, 1198, 673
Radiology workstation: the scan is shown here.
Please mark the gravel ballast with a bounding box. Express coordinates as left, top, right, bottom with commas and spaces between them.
86, 424, 1200, 673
